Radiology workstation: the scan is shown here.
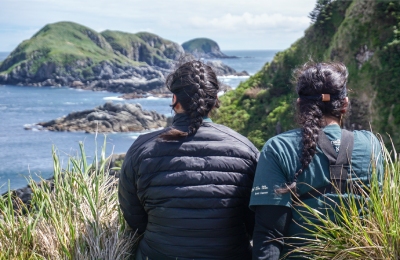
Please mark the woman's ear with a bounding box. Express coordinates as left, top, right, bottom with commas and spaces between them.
341, 97, 349, 113
172, 94, 185, 113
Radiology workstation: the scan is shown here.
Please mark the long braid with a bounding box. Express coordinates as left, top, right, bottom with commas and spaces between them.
276, 62, 348, 194
187, 63, 209, 135
296, 101, 324, 179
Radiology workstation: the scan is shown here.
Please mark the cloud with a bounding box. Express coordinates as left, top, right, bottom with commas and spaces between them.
190, 12, 310, 32
0, 0, 316, 50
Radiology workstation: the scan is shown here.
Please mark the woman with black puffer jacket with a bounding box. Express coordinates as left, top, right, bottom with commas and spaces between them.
118, 60, 259, 260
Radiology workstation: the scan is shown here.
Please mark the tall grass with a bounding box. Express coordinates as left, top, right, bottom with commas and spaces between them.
287, 140, 400, 259
0, 140, 136, 259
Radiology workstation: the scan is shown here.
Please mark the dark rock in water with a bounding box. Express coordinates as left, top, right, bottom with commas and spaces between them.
1, 177, 54, 212
35, 102, 167, 133
206, 60, 249, 76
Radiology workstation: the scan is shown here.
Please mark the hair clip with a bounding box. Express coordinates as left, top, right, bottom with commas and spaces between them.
321, 94, 330, 101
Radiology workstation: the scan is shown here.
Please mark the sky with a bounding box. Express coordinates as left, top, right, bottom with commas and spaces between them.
0, 0, 317, 52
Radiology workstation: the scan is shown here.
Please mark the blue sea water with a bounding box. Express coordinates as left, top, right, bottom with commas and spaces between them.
0, 50, 278, 193
0, 52, 9, 62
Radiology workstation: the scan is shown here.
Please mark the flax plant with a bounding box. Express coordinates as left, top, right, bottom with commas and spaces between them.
0, 139, 136, 259
286, 139, 400, 259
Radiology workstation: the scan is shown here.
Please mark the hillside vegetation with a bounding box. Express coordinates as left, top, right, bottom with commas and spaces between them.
0, 21, 184, 88
214, 0, 400, 149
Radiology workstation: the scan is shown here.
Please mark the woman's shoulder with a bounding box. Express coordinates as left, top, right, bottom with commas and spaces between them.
125, 128, 170, 156
352, 129, 382, 152
352, 129, 381, 146
261, 128, 302, 151
206, 122, 260, 155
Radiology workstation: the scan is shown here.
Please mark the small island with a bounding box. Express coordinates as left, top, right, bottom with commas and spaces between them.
35, 102, 168, 133
182, 38, 237, 59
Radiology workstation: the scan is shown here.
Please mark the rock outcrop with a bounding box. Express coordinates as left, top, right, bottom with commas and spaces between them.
206, 60, 248, 76
36, 102, 167, 133
182, 38, 236, 59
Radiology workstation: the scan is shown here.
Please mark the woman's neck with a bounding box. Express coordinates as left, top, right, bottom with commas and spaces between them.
323, 115, 340, 126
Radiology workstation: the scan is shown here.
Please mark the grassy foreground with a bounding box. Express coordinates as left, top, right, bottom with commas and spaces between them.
289, 138, 400, 259
1, 138, 399, 259
0, 140, 136, 259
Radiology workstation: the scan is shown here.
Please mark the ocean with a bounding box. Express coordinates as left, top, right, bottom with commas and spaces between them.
0, 50, 278, 193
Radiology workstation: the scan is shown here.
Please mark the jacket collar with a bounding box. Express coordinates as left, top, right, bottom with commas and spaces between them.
172, 113, 212, 126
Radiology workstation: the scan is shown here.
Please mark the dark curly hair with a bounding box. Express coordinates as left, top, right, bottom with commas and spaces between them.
159, 60, 220, 141
276, 62, 349, 194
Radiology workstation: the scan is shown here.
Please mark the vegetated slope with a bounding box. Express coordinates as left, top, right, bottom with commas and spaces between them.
214, 0, 400, 149
182, 38, 233, 59
101, 30, 184, 68
0, 21, 184, 90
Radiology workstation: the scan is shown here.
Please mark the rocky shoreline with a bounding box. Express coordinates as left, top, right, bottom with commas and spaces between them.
31, 102, 168, 133
0, 58, 247, 95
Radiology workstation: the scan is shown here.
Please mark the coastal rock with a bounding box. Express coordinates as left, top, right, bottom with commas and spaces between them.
356, 45, 374, 69
36, 102, 167, 133
182, 38, 237, 59
206, 60, 249, 76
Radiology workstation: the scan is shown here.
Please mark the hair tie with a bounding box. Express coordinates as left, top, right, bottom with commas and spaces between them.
299, 93, 341, 102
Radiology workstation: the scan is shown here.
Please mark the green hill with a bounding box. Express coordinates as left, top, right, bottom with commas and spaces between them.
214, 0, 400, 149
0, 21, 184, 88
0, 22, 137, 74
182, 38, 233, 58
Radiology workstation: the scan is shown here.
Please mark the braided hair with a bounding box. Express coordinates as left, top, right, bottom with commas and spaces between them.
159, 60, 220, 141
276, 62, 349, 194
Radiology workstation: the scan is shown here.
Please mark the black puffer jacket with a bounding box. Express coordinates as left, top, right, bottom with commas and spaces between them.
118, 113, 259, 260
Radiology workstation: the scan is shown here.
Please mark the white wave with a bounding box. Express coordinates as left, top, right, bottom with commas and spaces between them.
218, 75, 250, 79
64, 102, 76, 105
23, 124, 43, 131
103, 96, 124, 101
146, 96, 161, 100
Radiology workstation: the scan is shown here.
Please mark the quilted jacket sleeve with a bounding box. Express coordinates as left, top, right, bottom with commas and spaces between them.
245, 150, 259, 238
118, 150, 148, 235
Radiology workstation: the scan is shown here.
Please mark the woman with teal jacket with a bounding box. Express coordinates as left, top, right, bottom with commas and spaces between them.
250, 62, 383, 259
